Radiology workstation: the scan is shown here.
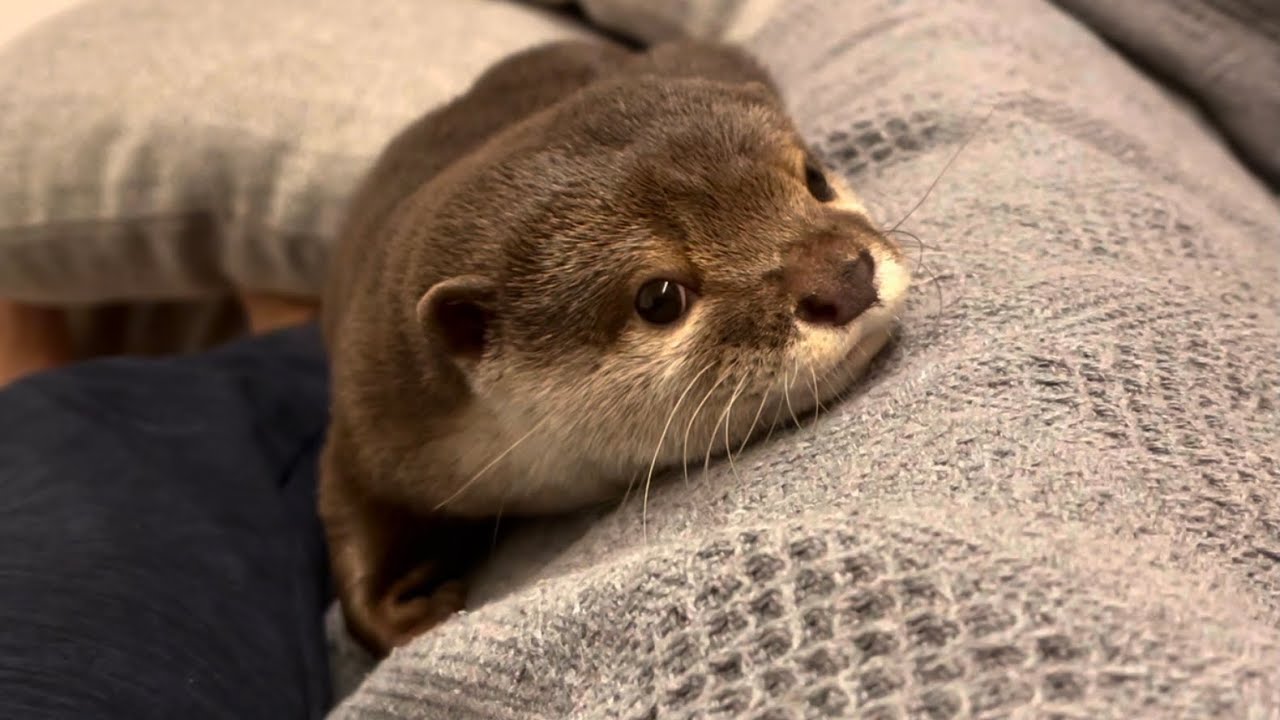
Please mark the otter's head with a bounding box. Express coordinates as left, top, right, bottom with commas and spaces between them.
414, 73, 909, 513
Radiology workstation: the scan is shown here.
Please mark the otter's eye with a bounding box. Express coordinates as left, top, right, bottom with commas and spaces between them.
634, 279, 689, 325
804, 161, 836, 202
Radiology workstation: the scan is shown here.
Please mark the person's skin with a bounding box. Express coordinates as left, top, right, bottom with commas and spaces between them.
238, 292, 318, 336
0, 294, 318, 387
0, 300, 73, 386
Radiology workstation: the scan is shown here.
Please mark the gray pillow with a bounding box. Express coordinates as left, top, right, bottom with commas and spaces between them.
0, 0, 595, 304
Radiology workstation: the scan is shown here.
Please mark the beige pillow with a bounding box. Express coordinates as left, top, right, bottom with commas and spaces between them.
0, 0, 595, 304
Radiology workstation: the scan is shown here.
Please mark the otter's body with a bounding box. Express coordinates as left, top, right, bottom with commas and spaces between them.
321, 41, 910, 654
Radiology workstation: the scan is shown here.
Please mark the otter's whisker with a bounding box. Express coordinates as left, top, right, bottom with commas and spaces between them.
681, 367, 732, 489
490, 491, 509, 556
906, 244, 947, 324
711, 374, 750, 483
783, 358, 802, 428
887, 103, 996, 234
618, 468, 641, 512
886, 227, 939, 255
852, 339, 874, 381
808, 363, 825, 422
814, 360, 845, 404
879, 101, 991, 337
762, 399, 786, 445
641, 362, 715, 542
737, 382, 772, 456
433, 416, 549, 511
881, 207, 948, 324
761, 359, 790, 446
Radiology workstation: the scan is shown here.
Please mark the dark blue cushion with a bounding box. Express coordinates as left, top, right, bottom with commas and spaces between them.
0, 325, 332, 720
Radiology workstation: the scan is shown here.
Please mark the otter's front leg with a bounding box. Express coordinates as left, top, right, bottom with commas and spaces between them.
319, 441, 489, 655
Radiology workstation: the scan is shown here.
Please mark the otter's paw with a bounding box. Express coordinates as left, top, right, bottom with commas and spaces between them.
372, 571, 468, 651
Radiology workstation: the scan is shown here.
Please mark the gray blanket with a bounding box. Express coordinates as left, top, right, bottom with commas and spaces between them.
331, 0, 1280, 717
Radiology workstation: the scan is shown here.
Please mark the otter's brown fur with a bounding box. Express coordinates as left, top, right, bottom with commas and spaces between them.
320, 40, 910, 654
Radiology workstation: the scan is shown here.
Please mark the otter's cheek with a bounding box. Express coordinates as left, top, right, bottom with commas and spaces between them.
643, 305, 712, 386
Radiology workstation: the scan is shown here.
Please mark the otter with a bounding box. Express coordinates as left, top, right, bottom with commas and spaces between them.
319, 39, 910, 655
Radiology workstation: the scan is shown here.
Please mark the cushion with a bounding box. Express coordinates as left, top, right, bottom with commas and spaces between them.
0, 0, 595, 304
332, 1, 1280, 717
0, 325, 332, 719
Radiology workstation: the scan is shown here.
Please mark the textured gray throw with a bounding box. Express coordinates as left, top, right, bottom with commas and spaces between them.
330, 0, 1280, 717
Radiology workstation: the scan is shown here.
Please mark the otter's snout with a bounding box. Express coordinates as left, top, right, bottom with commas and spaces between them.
782, 231, 878, 328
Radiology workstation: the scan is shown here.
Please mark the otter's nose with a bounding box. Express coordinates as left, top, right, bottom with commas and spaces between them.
791, 250, 878, 327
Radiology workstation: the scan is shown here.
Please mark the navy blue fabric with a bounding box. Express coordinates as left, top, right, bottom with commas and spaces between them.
0, 325, 333, 719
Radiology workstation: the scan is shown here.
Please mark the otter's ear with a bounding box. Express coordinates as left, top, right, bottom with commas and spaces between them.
416, 275, 497, 361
